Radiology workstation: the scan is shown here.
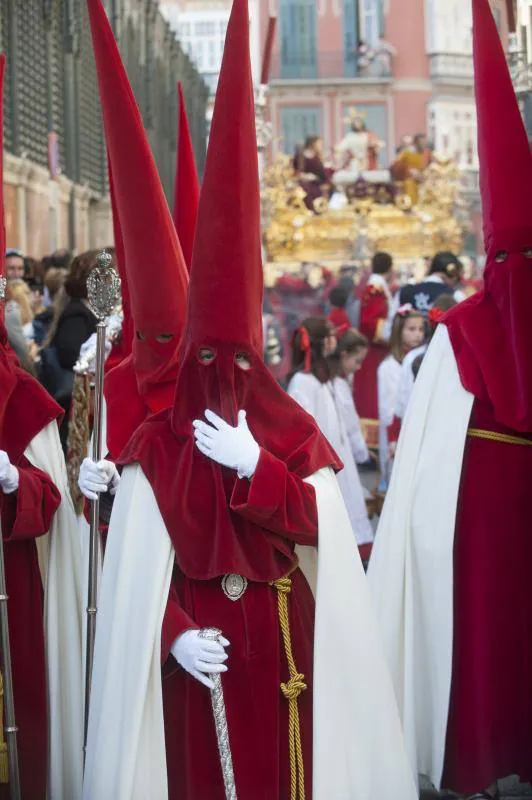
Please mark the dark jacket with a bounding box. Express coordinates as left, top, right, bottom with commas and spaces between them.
51, 299, 97, 370
399, 279, 453, 313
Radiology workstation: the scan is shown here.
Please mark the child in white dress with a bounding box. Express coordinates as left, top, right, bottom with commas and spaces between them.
377, 305, 426, 489
288, 318, 375, 556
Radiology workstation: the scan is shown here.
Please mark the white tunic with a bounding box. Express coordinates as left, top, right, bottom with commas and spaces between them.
367, 325, 474, 789
83, 465, 418, 799
377, 355, 402, 481
287, 372, 374, 545
25, 422, 85, 799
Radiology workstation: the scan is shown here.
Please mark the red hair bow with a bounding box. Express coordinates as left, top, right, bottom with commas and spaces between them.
428, 306, 446, 326
293, 326, 312, 372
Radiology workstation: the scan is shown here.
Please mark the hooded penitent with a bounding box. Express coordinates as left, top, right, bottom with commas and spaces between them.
120, 0, 341, 581
174, 82, 200, 271
0, 53, 61, 459
445, 0, 532, 432
87, 0, 189, 459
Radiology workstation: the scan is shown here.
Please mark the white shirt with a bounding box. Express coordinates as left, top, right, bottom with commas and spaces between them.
377, 355, 402, 480
394, 344, 428, 420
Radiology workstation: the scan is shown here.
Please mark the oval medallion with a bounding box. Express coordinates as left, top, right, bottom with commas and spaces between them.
221, 573, 248, 601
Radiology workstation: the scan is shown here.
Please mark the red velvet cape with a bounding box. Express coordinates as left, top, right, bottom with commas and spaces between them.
120, 345, 341, 582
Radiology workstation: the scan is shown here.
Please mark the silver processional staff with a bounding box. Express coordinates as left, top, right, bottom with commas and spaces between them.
83, 250, 121, 755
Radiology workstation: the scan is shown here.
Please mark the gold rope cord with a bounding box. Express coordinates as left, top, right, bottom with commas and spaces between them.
271, 577, 306, 800
66, 373, 91, 514
0, 673, 8, 783
467, 428, 532, 447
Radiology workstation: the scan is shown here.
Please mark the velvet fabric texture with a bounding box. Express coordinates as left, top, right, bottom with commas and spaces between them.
121, 390, 339, 581
163, 568, 314, 800
442, 398, 532, 792
88, 0, 189, 452
0, 458, 61, 800
174, 83, 200, 272
444, 0, 532, 433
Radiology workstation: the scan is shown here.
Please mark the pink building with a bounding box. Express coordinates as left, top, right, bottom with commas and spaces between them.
260, 0, 510, 190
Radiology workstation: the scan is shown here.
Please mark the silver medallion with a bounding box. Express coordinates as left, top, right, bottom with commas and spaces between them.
221, 573, 248, 601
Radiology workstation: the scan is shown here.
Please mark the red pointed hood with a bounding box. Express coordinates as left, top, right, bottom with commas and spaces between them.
474, 0, 532, 255
120, 0, 340, 584
174, 83, 200, 271
0, 54, 61, 454
186, 0, 263, 353
87, 0, 188, 400
445, 0, 532, 432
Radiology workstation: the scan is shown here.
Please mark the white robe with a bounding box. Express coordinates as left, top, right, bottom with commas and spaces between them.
83, 463, 417, 799
287, 372, 374, 545
367, 325, 474, 789
25, 422, 85, 799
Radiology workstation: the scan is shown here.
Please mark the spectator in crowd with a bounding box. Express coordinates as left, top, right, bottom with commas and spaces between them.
327, 285, 351, 332
33, 268, 66, 346
5, 279, 36, 372
399, 251, 463, 312
47, 248, 72, 271
354, 250, 396, 447
40, 250, 101, 449
5, 247, 25, 280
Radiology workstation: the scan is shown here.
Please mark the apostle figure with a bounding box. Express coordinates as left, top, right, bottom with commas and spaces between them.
368, 2, 532, 797
82, 1, 417, 798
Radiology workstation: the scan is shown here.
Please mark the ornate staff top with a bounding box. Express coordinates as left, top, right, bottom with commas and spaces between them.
87, 250, 121, 322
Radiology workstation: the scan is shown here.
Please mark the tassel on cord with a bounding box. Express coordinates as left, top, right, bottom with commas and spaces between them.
0, 673, 9, 783
271, 577, 306, 800
67, 373, 91, 515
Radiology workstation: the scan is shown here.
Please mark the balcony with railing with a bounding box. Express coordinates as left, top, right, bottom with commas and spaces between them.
429, 53, 474, 84
270, 50, 393, 83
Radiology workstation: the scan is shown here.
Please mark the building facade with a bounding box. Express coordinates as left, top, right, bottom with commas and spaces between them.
0, 0, 208, 258
159, 0, 261, 126
260, 0, 509, 216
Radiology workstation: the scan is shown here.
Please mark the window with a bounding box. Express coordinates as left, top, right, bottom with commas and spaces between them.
279, 0, 317, 79
428, 101, 478, 168
280, 106, 322, 156
208, 40, 217, 69
343, 0, 359, 76
360, 0, 381, 47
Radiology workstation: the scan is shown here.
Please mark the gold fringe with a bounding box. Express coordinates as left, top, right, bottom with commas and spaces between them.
271, 577, 306, 800
467, 427, 532, 448
0, 673, 9, 783
67, 373, 92, 515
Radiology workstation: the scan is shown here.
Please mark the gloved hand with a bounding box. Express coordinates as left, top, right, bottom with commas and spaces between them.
78, 458, 120, 501
193, 410, 260, 479
0, 451, 19, 494
170, 629, 230, 690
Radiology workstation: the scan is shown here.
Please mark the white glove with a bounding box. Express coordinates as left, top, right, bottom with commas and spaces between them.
170, 629, 230, 690
78, 458, 120, 501
0, 451, 18, 494
193, 410, 260, 479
